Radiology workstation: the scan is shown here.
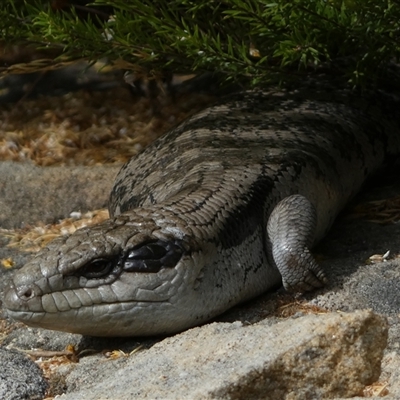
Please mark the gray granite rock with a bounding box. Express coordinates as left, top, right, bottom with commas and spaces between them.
0, 347, 47, 400
61, 310, 386, 400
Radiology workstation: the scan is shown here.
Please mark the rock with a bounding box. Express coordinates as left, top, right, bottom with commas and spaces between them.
3, 326, 82, 353
61, 310, 386, 400
378, 352, 400, 396
0, 347, 47, 400
0, 161, 119, 229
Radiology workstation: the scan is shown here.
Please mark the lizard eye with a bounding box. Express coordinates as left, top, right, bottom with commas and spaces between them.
78, 258, 115, 279
124, 240, 183, 273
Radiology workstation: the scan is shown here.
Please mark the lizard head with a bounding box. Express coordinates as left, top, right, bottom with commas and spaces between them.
4, 209, 219, 336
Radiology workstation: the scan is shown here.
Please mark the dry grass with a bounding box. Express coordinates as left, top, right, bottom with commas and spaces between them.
0, 209, 109, 253
0, 85, 215, 166
274, 296, 328, 318
349, 195, 400, 224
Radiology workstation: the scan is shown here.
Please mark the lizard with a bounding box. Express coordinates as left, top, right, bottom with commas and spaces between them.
4, 76, 400, 336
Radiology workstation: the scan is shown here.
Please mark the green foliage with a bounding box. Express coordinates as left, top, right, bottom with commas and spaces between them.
1, 0, 400, 86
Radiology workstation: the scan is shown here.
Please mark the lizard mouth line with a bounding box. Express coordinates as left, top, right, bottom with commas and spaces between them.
5, 298, 171, 315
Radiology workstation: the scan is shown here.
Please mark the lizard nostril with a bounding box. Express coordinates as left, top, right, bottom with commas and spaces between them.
4, 283, 42, 315
17, 286, 34, 300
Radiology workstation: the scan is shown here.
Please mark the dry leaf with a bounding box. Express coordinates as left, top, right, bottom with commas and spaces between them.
366, 250, 391, 264
1, 258, 14, 269
363, 381, 389, 397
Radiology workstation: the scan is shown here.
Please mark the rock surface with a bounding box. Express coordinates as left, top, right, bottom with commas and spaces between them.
60, 310, 386, 400
0, 347, 47, 400
0, 161, 118, 229
0, 163, 400, 399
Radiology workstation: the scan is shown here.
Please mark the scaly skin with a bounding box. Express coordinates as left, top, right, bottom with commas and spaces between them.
4, 80, 400, 336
